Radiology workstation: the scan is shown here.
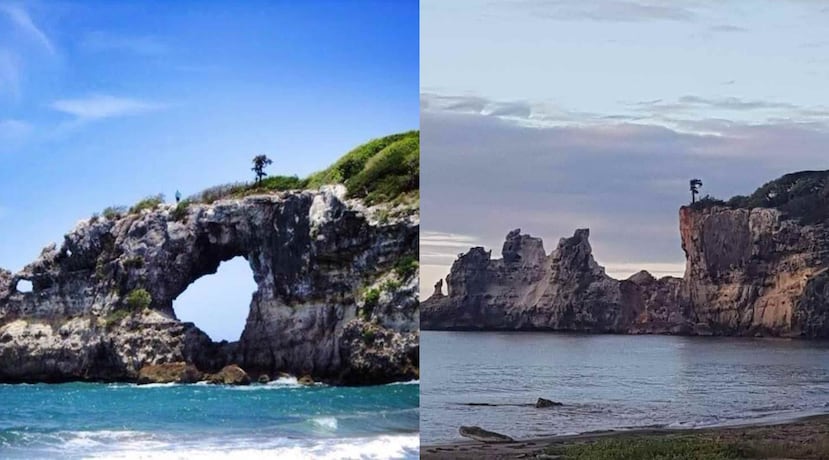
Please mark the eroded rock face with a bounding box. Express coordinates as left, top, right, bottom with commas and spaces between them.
0, 186, 419, 383
422, 228, 682, 332
679, 206, 829, 337
423, 206, 829, 337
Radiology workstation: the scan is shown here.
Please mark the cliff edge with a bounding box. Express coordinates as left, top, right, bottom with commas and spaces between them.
422, 170, 829, 337
0, 132, 420, 384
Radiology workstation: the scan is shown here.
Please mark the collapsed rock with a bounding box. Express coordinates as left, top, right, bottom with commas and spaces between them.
138, 362, 202, 384
206, 364, 251, 385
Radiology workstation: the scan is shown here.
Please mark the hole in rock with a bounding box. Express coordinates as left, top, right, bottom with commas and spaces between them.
173, 257, 257, 342
16, 279, 33, 293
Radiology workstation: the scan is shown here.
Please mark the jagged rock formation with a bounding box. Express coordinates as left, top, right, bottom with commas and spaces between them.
422, 228, 683, 333
422, 170, 829, 338
0, 185, 419, 384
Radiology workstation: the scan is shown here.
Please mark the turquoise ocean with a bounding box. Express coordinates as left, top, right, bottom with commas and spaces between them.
0, 378, 419, 459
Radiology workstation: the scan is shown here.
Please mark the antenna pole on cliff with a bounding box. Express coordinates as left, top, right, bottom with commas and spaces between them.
690, 178, 703, 204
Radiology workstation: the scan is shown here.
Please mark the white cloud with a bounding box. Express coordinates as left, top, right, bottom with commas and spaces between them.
0, 50, 20, 97
51, 95, 166, 120
421, 231, 481, 247
0, 119, 31, 144
0, 3, 55, 54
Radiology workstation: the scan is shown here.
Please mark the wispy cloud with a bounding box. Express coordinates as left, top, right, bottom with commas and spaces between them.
0, 119, 32, 144
51, 95, 166, 120
515, 0, 697, 22
708, 24, 747, 33
80, 31, 168, 56
0, 3, 55, 54
424, 93, 829, 134
634, 95, 802, 112
419, 100, 829, 292
422, 93, 611, 126
421, 231, 481, 248
0, 50, 20, 97
421, 231, 482, 266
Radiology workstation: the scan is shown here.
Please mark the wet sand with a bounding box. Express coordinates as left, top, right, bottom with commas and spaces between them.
421, 413, 829, 459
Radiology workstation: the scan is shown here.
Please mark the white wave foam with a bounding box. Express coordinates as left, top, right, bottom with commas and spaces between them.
134, 383, 179, 389
79, 434, 419, 460
223, 376, 325, 391
58, 430, 167, 451
388, 380, 419, 385
310, 416, 338, 430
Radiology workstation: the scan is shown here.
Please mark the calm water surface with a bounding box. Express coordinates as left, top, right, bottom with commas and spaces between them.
421, 331, 829, 444
0, 378, 419, 459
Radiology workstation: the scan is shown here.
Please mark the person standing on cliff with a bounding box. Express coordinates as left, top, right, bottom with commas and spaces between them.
175, 190, 181, 203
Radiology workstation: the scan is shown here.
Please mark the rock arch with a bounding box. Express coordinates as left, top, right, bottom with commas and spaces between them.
0, 187, 419, 384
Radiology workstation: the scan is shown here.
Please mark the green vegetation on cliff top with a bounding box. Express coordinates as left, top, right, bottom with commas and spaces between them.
101, 131, 419, 217
191, 130, 419, 205
689, 170, 829, 224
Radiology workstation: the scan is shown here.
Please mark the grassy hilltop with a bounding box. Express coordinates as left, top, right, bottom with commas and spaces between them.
98, 131, 419, 221
187, 130, 419, 206
689, 170, 829, 224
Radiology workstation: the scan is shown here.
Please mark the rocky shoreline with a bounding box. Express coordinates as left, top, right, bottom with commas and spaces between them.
423, 172, 829, 337
0, 185, 419, 386
422, 414, 829, 459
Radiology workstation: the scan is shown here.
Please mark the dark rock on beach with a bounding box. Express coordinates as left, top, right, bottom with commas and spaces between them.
458, 426, 515, 443
536, 398, 563, 408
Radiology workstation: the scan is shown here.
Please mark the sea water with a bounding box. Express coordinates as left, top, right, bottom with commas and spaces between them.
421, 331, 829, 444
0, 377, 419, 459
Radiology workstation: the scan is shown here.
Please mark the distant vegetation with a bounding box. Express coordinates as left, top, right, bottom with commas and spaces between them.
307, 130, 419, 205
394, 255, 419, 280
189, 130, 419, 205
92, 131, 419, 222
187, 175, 309, 204
688, 170, 829, 224
125, 288, 152, 310
129, 194, 165, 214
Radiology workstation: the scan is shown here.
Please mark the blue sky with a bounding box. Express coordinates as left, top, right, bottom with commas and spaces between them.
421, 0, 829, 296
0, 0, 418, 340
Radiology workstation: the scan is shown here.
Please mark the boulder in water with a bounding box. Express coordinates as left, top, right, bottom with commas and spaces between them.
536, 397, 563, 408
138, 362, 202, 384
206, 364, 251, 385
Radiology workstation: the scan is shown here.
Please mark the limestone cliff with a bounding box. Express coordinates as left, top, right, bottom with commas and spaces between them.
422, 170, 829, 338
421, 228, 684, 333
679, 205, 829, 337
0, 185, 419, 384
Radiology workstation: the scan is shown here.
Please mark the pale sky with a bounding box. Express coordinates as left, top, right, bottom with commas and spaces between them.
420, 0, 829, 297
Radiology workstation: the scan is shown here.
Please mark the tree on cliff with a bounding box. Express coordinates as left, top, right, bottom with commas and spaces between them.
690, 178, 703, 203
252, 155, 273, 183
